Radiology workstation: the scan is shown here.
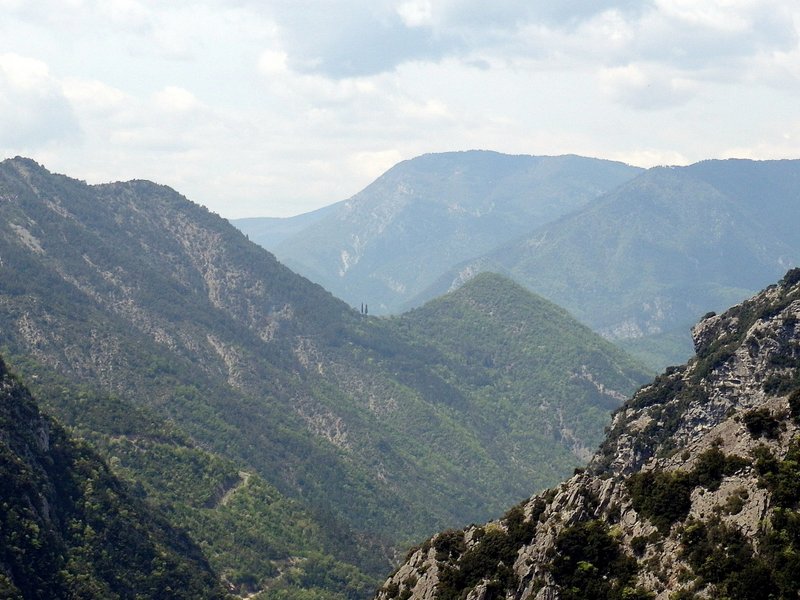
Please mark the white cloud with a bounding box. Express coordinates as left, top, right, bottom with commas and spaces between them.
153, 86, 201, 112
98, 0, 151, 29
598, 63, 698, 109
0, 53, 80, 147
258, 49, 289, 75
62, 78, 128, 114
396, 0, 434, 28
0, 52, 51, 91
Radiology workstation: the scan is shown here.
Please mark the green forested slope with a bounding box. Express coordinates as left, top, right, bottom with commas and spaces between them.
0, 157, 648, 597
0, 357, 228, 600
389, 273, 647, 466
378, 269, 800, 600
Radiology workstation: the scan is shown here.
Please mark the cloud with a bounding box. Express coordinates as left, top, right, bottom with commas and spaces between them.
0, 53, 80, 147
153, 86, 201, 112
598, 63, 698, 109
1, 1, 799, 219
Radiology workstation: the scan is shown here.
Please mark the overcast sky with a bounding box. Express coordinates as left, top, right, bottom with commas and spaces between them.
1, 1, 799, 217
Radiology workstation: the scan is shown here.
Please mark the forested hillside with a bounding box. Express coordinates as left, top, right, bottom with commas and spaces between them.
379, 268, 800, 599
0, 356, 228, 599
422, 159, 800, 369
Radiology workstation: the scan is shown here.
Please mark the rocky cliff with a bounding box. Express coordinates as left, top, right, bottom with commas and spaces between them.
378, 268, 800, 600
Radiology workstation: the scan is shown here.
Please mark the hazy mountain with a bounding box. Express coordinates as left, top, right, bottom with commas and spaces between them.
421, 159, 800, 369
234, 151, 642, 314
234, 201, 339, 247
0, 356, 228, 600
0, 158, 648, 597
379, 269, 800, 599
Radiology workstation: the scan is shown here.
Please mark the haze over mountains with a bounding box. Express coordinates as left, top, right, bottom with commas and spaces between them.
236, 152, 800, 370
0, 157, 647, 598
235, 151, 642, 314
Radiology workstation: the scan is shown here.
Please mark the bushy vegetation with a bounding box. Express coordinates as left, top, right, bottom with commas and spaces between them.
550, 519, 649, 600
626, 447, 749, 533
680, 518, 776, 599
742, 408, 781, 438
674, 437, 800, 598
0, 160, 652, 600
430, 502, 540, 600
0, 358, 228, 599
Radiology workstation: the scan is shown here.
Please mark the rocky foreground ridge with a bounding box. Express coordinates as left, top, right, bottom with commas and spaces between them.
378, 269, 800, 600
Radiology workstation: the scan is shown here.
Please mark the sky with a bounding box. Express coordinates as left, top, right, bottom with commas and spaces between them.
1, 1, 799, 218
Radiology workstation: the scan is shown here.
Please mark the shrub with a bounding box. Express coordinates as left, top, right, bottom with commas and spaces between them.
551, 519, 639, 600
627, 470, 694, 534
434, 529, 466, 562
630, 536, 647, 557
742, 408, 780, 439
789, 389, 800, 423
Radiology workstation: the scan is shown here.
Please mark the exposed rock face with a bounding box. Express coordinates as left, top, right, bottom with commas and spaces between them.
378, 269, 800, 600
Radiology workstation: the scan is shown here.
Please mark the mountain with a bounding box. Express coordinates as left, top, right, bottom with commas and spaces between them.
234, 201, 339, 247
389, 273, 647, 465
378, 268, 800, 599
0, 157, 648, 596
233, 151, 642, 314
421, 159, 800, 370
0, 356, 228, 599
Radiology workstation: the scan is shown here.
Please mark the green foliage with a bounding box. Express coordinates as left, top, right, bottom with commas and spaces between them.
782, 268, 800, 288
753, 438, 800, 508
435, 504, 540, 600
0, 358, 228, 599
678, 439, 800, 598
790, 389, 800, 423
626, 470, 694, 534
742, 408, 781, 438
434, 530, 466, 562
550, 519, 640, 600
629, 536, 647, 557
626, 448, 750, 533
0, 158, 648, 598
680, 518, 776, 600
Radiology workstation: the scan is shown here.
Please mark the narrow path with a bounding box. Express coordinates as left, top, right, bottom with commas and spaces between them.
217, 471, 252, 508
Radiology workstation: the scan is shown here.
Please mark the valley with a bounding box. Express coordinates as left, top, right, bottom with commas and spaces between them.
1, 152, 798, 599
238, 154, 800, 372
0, 157, 647, 598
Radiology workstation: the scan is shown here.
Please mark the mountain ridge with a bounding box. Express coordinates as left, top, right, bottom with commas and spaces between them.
417, 159, 800, 369
235, 150, 642, 314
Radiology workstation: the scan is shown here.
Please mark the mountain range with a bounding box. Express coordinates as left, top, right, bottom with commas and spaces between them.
234, 151, 641, 316
236, 154, 800, 370
378, 268, 800, 599
0, 157, 648, 598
